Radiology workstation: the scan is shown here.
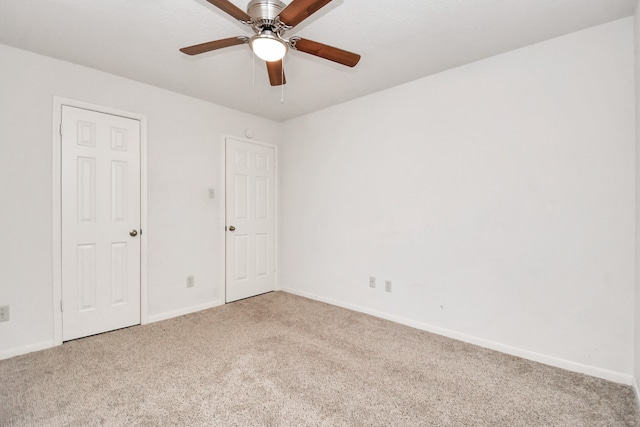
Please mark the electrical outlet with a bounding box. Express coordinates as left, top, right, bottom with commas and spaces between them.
0, 305, 9, 322
385, 280, 392, 293
187, 276, 195, 288
369, 276, 376, 288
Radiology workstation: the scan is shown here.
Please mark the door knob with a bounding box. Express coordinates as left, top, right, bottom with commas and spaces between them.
130, 229, 138, 237
228, 226, 236, 231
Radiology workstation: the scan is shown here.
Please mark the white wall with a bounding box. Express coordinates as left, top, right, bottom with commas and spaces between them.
280, 18, 635, 382
0, 44, 280, 357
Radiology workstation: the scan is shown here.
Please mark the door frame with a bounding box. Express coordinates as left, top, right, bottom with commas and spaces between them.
221, 134, 279, 302
52, 97, 149, 346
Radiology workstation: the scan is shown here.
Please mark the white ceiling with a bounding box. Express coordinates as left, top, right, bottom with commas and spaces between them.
0, 0, 635, 121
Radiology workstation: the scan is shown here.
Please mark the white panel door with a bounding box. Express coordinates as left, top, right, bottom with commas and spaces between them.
61, 106, 141, 341
225, 138, 276, 302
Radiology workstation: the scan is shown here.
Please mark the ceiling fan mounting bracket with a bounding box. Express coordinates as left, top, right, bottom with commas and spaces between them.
288, 36, 301, 50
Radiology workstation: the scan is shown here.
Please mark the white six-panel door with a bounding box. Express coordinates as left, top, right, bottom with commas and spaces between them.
61, 106, 141, 341
225, 138, 276, 302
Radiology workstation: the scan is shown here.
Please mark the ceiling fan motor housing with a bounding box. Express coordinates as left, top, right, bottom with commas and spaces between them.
247, 0, 286, 25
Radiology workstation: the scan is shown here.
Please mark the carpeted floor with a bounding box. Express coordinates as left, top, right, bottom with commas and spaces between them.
1, 291, 638, 426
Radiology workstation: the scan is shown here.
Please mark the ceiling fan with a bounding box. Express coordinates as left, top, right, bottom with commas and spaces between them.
180, 0, 361, 86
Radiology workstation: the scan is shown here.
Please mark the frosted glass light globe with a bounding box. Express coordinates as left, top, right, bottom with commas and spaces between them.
250, 34, 287, 62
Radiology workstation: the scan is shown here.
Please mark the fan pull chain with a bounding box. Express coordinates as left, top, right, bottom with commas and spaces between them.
280, 64, 284, 104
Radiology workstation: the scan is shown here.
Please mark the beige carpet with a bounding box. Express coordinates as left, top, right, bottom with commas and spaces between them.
1, 291, 638, 426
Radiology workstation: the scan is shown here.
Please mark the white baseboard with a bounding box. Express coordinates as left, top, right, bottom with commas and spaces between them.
0, 340, 55, 361
633, 378, 640, 411
281, 287, 633, 385
147, 300, 224, 324
0, 302, 224, 360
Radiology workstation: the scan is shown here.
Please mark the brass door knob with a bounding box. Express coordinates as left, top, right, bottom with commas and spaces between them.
228, 226, 236, 231
130, 230, 138, 237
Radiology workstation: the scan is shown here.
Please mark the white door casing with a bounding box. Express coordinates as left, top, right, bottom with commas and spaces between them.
61, 105, 141, 341
225, 138, 276, 302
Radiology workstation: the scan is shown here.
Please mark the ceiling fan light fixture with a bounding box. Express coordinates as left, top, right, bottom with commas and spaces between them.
180, 0, 362, 86
250, 31, 287, 62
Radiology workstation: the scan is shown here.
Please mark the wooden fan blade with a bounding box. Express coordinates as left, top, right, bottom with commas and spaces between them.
266, 60, 286, 86
277, 0, 333, 28
205, 0, 251, 21
293, 38, 361, 67
180, 37, 247, 55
